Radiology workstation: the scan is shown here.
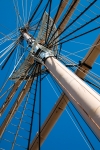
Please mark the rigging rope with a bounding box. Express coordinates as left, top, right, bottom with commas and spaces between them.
47, 0, 97, 46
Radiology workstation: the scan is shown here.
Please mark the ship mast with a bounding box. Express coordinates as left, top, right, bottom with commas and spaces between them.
22, 31, 100, 150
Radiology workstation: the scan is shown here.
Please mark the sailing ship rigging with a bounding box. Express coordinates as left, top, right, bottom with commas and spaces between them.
0, 0, 100, 149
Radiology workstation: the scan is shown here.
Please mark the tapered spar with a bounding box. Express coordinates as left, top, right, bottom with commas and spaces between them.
45, 56, 100, 139
21, 28, 100, 149
30, 54, 100, 150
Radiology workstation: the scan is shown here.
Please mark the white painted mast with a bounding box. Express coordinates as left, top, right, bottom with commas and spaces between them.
22, 1, 100, 148
45, 56, 100, 134
19, 31, 100, 149
29, 45, 100, 150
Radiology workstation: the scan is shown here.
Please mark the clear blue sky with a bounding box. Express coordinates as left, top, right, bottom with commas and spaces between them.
0, 0, 100, 150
